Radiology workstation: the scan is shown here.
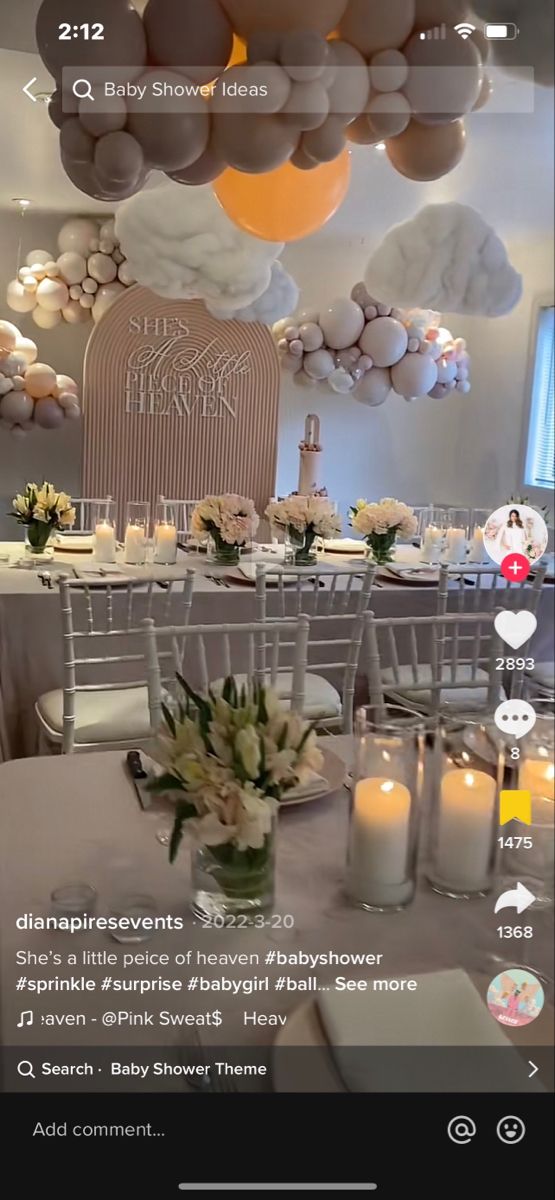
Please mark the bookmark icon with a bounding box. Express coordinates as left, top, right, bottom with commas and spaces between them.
500, 790, 532, 825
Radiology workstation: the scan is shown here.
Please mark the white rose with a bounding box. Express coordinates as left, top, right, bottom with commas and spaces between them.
235, 727, 261, 780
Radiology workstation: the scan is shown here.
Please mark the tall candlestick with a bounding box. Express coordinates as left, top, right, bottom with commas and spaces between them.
348, 777, 412, 907
436, 769, 496, 893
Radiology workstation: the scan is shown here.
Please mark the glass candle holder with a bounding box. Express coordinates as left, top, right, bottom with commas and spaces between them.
124, 501, 149, 566
420, 506, 449, 563
346, 705, 425, 912
445, 509, 470, 564
51, 883, 97, 918
153, 498, 178, 565
468, 508, 490, 562
427, 718, 504, 899
93, 498, 117, 564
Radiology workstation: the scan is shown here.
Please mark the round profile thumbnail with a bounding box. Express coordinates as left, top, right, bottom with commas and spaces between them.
484, 503, 548, 566
487, 968, 544, 1028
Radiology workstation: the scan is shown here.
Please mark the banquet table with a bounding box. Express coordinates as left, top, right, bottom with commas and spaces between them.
0, 539, 553, 761
0, 739, 553, 1094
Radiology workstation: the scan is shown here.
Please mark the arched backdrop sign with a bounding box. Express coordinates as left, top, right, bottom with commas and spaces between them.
83, 286, 280, 533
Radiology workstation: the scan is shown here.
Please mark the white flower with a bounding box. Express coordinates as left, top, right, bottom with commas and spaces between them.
191, 494, 259, 546
351, 498, 417, 540
235, 727, 261, 780
266, 495, 341, 539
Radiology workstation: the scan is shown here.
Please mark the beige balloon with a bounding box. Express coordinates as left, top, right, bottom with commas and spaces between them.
386, 118, 467, 180
55, 374, 79, 396
6, 280, 36, 314
62, 301, 90, 325
36, 278, 70, 311
367, 92, 411, 137
32, 307, 62, 330
370, 49, 409, 93
220, 0, 347, 37
15, 337, 38, 365
281, 81, 330, 131
327, 41, 370, 123
346, 113, 386, 145
213, 112, 297, 173
57, 251, 88, 285
302, 116, 347, 162
404, 27, 483, 124
338, 0, 415, 56
24, 362, 57, 398
25, 249, 51, 268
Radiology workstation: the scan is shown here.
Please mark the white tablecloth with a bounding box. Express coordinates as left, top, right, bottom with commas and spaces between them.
0, 541, 553, 760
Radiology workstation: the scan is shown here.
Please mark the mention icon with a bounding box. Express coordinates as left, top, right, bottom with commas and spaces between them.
500, 790, 532, 825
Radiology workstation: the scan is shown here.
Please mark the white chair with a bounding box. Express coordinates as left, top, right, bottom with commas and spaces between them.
254, 562, 376, 733
141, 613, 310, 732
365, 609, 503, 716
69, 498, 110, 533
438, 563, 547, 615
35, 571, 195, 754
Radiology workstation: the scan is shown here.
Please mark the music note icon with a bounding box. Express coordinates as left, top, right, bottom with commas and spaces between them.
17, 1010, 33, 1028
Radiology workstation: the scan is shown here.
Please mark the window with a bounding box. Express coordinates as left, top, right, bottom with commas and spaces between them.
525, 305, 554, 491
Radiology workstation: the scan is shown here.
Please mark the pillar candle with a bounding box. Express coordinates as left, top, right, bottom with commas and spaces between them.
124, 523, 146, 565
468, 525, 485, 562
519, 757, 555, 802
436, 769, 496, 892
298, 448, 323, 495
94, 521, 116, 564
422, 525, 443, 564
154, 522, 177, 565
444, 528, 467, 564
349, 777, 413, 906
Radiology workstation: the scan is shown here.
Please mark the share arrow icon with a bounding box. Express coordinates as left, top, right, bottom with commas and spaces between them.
494, 881, 536, 914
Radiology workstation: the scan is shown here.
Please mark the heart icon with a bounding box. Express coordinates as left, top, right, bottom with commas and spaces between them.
494, 609, 538, 650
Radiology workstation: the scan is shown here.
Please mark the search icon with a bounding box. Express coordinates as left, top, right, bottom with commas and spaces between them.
72, 79, 94, 102
17, 1060, 36, 1079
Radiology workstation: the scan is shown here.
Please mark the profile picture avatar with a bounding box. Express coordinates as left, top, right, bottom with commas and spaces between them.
483, 504, 548, 566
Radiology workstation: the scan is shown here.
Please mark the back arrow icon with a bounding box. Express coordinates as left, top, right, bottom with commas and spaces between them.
23, 77, 38, 101
528, 1061, 539, 1078
494, 881, 536, 914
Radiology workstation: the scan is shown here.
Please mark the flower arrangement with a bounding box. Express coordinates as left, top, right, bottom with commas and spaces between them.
266, 494, 341, 565
190, 494, 259, 565
350, 498, 418, 565
9, 481, 75, 553
149, 675, 323, 917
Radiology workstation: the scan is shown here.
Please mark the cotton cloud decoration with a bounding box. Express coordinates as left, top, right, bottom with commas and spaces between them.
206, 263, 299, 325
364, 204, 523, 318
115, 183, 285, 313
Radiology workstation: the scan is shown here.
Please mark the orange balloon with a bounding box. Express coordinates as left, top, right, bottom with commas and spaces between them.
213, 149, 351, 242
227, 34, 246, 68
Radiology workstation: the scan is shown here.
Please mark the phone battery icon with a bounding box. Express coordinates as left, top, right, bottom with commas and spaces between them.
485, 22, 519, 39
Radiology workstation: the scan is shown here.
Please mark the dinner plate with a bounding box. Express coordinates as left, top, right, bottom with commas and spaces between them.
381, 565, 439, 586
279, 747, 347, 808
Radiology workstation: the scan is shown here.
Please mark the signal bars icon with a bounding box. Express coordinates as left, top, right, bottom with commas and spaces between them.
419, 22, 477, 40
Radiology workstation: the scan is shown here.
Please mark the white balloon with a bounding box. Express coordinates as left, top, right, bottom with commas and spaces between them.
6, 279, 36, 313
436, 358, 458, 384
79, 293, 95, 309
32, 307, 62, 329
82, 277, 99, 294
56, 375, 79, 396
320, 298, 365, 351
58, 218, 99, 256
29, 263, 47, 281
303, 348, 336, 380
355, 367, 392, 407
58, 390, 81, 409
328, 367, 355, 393
87, 253, 118, 285
57, 251, 87, 285
99, 239, 115, 255
62, 301, 90, 324
63, 402, 81, 420
99, 219, 116, 242
15, 337, 38, 365
69, 285, 84, 300
359, 317, 409, 368
117, 260, 136, 286
92, 281, 126, 322
25, 249, 51, 268
23, 277, 38, 292
281, 352, 303, 373
36, 278, 69, 311
299, 322, 324, 351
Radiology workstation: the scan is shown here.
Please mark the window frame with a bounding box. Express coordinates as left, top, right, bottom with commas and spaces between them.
519, 292, 554, 509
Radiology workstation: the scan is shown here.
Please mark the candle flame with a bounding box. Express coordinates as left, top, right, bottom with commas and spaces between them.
548, 765, 555, 782
464, 772, 475, 787
381, 780, 395, 793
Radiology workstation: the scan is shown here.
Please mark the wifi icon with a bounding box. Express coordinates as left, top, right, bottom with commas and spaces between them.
454, 21, 477, 38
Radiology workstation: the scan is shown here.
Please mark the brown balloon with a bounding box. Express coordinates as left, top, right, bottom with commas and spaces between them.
220, 0, 347, 37
211, 64, 292, 113
346, 112, 382, 145
281, 81, 330, 131
94, 131, 144, 186
279, 31, 330, 82
302, 116, 347, 162
36, 0, 147, 79
144, 0, 233, 86
386, 118, 467, 180
290, 146, 319, 170
404, 27, 483, 124
338, 0, 415, 57
127, 72, 210, 171
62, 152, 146, 202
327, 41, 370, 124
59, 118, 95, 164
212, 112, 298, 173
79, 94, 127, 137
168, 142, 227, 184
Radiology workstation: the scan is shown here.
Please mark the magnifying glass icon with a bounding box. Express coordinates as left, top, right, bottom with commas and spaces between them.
72, 79, 94, 102
17, 1060, 36, 1080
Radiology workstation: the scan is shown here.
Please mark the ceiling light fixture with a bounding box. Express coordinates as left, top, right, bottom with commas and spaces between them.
374, 142, 386, 151
12, 198, 32, 208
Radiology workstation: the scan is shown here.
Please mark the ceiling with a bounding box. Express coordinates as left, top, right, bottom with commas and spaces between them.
0, 20, 553, 238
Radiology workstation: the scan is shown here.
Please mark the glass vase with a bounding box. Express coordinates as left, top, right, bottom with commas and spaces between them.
191, 814, 277, 922
25, 523, 53, 559
426, 717, 503, 899
93, 499, 117, 564
285, 527, 317, 566
154, 499, 178, 565
346, 705, 425, 912
365, 530, 398, 566
207, 533, 241, 566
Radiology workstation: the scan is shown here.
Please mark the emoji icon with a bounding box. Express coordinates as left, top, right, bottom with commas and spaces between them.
487, 968, 544, 1028
494, 881, 536, 915
494, 699, 536, 740
496, 1116, 526, 1145
500, 554, 530, 583
447, 1116, 477, 1144
499, 789, 532, 825
494, 610, 537, 650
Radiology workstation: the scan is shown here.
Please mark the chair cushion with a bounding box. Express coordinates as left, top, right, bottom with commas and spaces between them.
215, 673, 342, 721
381, 664, 500, 712
36, 686, 151, 744
526, 662, 554, 690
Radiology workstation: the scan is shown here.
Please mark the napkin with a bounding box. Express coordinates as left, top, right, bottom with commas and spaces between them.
238, 563, 295, 584
53, 534, 94, 551
73, 565, 126, 584
323, 538, 366, 554
318, 969, 534, 1092
281, 772, 329, 803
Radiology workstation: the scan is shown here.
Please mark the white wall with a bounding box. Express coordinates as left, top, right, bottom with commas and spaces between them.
1, 208, 553, 538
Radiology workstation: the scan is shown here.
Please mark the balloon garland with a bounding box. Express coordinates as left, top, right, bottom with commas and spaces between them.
6, 217, 135, 330
0, 320, 80, 439
273, 282, 471, 406
36, 0, 490, 238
